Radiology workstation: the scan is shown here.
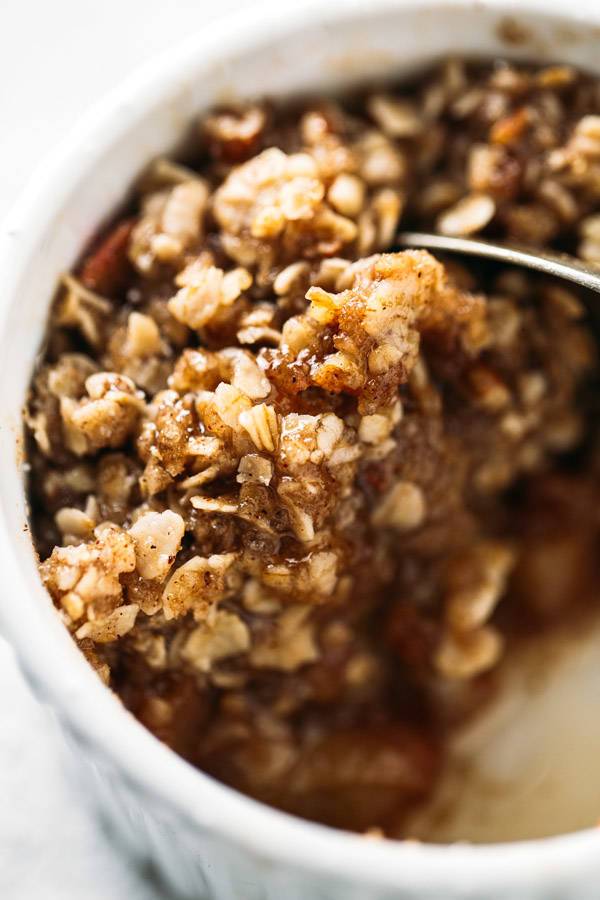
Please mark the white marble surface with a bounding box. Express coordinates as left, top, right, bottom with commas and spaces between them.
0, 2, 247, 897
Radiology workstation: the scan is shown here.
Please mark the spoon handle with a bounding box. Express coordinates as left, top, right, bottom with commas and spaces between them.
397, 231, 600, 295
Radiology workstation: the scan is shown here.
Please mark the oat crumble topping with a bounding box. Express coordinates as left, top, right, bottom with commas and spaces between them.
26, 59, 600, 836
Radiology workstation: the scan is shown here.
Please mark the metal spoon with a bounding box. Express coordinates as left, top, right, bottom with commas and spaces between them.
397, 231, 600, 294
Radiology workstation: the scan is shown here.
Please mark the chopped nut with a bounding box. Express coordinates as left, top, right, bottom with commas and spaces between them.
168, 263, 252, 330
214, 147, 355, 260
76, 604, 139, 643
434, 626, 503, 679
468, 364, 511, 411
445, 542, 515, 632
358, 406, 400, 445
358, 131, 407, 185
220, 348, 271, 400
128, 510, 185, 580
163, 553, 238, 620
209, 382, 253, 431
41, 526, 136, 629
131, 632, 167, 669
203, 105, 266, 162
60, 591, 85, 622
130, 180, 209, 273
273, 261, 310, 296
250, 605, 318, 671
125, 312, 162, 357
372, 481, 425, 531
489, 107, 529, 145
242, 579, 281, 614
162, 181, 209, 245
47, 354, 98, 398
306, 551, 338, 596
55, 506, 95, 540
60, 372, 144, 456
327, 173, 366, 218
236, 454, 273, 486
181, 610, 250, 672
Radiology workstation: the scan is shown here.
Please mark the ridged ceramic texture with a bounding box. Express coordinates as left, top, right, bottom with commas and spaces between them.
2, 2, 600, 897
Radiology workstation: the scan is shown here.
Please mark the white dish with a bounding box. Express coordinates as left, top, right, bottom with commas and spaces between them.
2, 1, 600, 897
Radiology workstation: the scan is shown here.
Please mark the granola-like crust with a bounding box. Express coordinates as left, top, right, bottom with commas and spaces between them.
26, 59, 600, 835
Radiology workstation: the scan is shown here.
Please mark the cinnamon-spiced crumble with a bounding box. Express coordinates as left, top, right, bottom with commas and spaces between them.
26, 59, 600, 837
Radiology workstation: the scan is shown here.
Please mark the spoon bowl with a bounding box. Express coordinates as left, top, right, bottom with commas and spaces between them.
398, 231, 600, 295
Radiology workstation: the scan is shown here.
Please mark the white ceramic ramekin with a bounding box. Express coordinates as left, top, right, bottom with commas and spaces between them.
2, 1, 600, 897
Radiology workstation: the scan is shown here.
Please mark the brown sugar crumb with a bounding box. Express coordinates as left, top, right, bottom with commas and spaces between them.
25, 57, 600, 838
268, 249, 485, 414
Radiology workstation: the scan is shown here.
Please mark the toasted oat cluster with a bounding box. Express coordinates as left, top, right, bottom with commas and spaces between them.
26, 59, 600, 835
